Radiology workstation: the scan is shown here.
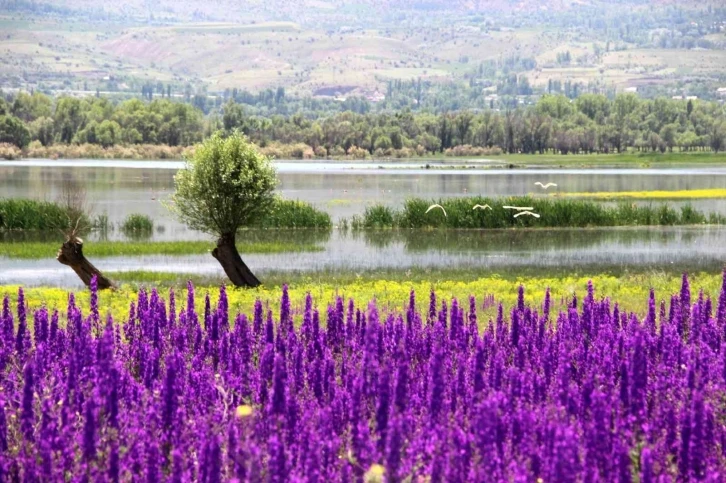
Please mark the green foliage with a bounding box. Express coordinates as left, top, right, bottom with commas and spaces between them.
359, 205, 397, 228
0, 115, 31, 148
168, 131, 277, 237
0, 198, 88, 231
362, 196, 723, 229
120, 213, 154, 237
251, 199, 332, 229
4, 90, 726, 158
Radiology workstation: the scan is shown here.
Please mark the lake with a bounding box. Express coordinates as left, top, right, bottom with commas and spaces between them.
2, 159, 726, 287
2, 226, 725, 287
2, 159, 726, 240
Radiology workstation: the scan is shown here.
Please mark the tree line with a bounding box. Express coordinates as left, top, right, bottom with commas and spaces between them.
0, 94, 205, 149
1, 91, 725, 156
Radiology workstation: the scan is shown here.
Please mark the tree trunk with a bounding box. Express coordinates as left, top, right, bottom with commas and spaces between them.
212, 233, 261, 288
57, 238, 114, 290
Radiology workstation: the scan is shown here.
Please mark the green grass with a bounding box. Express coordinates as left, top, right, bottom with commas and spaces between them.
0, 198, 88, 231
0, 240, 324, 259
251, 199, 332, 229
358, 196, 724, 229
121, 213, 154, 233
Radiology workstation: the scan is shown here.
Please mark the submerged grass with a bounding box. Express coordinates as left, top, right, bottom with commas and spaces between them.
4, 270, 724, 324
553, 189, 726, 200
0, 198, 88, 231
358, 196, 724, 229
0, 240, 324, 259
250, 199, 332, 229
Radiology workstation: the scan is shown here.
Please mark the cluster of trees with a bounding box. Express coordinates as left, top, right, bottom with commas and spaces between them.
2, 91, 725, 155
223, 94, 726, 155
0, 93, 204, 148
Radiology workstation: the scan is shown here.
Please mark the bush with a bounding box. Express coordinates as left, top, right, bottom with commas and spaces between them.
22, 143, 188, 160
347, 145, 368, 159
121, 213, 154, 238
0, 143, 21, 160
443, 145, 504, 157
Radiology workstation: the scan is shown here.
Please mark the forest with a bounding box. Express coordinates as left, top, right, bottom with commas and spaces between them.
1, 91, 725, 157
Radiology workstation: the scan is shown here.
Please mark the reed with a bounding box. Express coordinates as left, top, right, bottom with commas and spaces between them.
252, 199, 332, 229
0, 198, 89, 231
365, 196, 724, 229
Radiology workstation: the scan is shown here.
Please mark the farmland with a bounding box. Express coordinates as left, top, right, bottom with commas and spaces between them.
1, 1, 725, 100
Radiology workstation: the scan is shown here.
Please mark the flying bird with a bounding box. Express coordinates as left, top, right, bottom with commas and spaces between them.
513, 211, 541, 219
503, 206, 534, 211
425, 204, 447, 217
535, 182, 558, 190
473, 204, 492, 211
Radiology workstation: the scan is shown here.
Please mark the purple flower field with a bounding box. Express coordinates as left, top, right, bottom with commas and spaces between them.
2, 273, 726, 481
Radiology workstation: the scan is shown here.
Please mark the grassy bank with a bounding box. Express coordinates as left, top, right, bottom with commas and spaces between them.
0, 239, 324, 259
3, 271, 724, 324
8, 144, 726, 168
352, 196, 724, 229
553, 188, 726, 200
492, 152, 726, 167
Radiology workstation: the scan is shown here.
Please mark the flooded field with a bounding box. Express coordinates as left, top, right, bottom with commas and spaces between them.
2, 159, 726, 287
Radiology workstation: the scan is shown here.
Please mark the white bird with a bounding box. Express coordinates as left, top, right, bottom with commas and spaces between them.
425, 204, 447, 217
473, 204, 492, 211
503, 206, 534, 211
535, 182, 558, 190
513, 211, 541, 219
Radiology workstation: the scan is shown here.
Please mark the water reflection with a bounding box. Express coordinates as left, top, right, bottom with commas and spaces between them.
3, 160, 726, 238
2, 227, 725, 287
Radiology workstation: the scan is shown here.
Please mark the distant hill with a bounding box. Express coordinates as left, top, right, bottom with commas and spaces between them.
0, 0, 724, 103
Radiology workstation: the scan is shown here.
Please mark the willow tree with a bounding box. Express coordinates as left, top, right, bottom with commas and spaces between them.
168, 132, 277, 287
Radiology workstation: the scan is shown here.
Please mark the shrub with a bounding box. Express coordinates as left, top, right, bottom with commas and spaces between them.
121, 213, 154, 238
0, 143, 21, 160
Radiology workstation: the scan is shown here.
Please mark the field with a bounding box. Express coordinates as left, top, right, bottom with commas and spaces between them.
4, 4, 724, 97
1, 271, 725, 479
3, 271, 724, 321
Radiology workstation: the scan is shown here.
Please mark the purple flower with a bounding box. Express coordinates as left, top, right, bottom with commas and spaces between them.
21, 361, 34, 441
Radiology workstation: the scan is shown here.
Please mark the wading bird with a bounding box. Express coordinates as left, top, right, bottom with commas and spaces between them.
503, 206, 534, 211
473, 204, 492, 211
425, 204, 447, 217
513, 211, 541, 218
535, 182, 558, 190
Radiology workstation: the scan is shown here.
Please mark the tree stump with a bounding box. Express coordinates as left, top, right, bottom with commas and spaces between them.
212, 233, 261, 288
57, 238, 114, 290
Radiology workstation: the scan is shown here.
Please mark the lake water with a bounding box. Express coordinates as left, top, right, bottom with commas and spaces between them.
2, 159, 726, 287
2, 159, 726, 240
2, 226, 725, 287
